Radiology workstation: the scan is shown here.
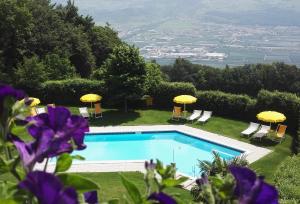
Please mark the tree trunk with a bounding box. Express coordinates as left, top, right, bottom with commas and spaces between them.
124, 98, 128, 112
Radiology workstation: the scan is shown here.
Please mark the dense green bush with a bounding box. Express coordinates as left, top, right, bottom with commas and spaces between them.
292, 112, 300, 154
41, 78, 105, 105
195, 90, 256, 120
15, 56, 47, 92
152, 82, 196, 108
256, 90, 300, 131
43, 53, 76, 80
274, 156, 300, 203
162, 59, 300, 96
144, 62, 164, 94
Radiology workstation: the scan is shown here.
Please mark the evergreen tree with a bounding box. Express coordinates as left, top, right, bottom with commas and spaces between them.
102, 45, 146, 112
291, 112, 300, 154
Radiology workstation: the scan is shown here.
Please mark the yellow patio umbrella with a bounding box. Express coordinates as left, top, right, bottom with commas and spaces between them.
173, 95, 197, 116
257, 111, 286, 123
257, 111, 286, 129
20, 97, 41, 107
80, 94, 102, 108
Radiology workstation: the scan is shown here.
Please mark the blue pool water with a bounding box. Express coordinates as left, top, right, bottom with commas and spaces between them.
77, 131, 243, 177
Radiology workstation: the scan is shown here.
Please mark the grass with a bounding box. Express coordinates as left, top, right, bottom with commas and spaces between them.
77, 172, 192, 202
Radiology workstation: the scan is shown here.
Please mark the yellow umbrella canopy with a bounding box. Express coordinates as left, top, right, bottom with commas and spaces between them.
80, 94, 102, 108
257, 111, 286, 123
21, 97, 40, 107
173, 95, 197, 113
80, 94, 102, 103
173, 95, 197, 104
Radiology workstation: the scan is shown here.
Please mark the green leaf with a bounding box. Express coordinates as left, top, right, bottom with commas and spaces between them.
57, 174, 99, 193
71, 155, 85, 161
0, 199, 18, 204
55, 153, 73, 173
120, 174, 143, 204
108, 199, 120, 204
10, 126, 32, 142
0, 156, 11, 174
162, 177, 188, 187
0, 156, 19, 174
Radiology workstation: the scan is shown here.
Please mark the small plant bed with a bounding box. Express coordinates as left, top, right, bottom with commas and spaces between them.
274, 156, 300, 203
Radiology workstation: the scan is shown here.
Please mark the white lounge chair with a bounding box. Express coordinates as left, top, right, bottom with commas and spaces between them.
36, 107, 46, 114
251, 125, 270, 140
79, 107, 89, 119
197, 111, 212, 123
241, 122, 260, 137
187, 110, 202, 122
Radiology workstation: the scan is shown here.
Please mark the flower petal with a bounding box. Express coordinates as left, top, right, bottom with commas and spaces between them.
148, 192, 177, 204
58, 187, 79, 204
47, 106, 71, 130
12, 136, 35, 170
20, 171, 78, 204
229, 166, 257, 196
84, 191, 98, 204
254, 182, 278, 204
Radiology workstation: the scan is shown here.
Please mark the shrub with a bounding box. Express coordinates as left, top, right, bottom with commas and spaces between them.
256, 90, 300, 131
274, 156, 300, 203
152, 82, 196, 108
195, 90, 256, 120
43, 53, 76, 80
15, 56, 47, 92
42, 78, 105, 105
292, 112, 300, 154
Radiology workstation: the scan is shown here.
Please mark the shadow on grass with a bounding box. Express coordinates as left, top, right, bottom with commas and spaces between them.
88, 110, 140, 126
250, 138, 280, 148
166, 118, 188, 125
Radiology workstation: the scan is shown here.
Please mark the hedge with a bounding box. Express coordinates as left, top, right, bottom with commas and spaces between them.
41, 78, 106, 105
256, 90, 300, 131
38, 79, 300, 132
274, 156, 300, 203
195, 91, 256, 120
152, 82, 196, 108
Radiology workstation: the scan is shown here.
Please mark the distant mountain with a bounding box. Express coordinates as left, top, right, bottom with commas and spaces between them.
52, 0, 300, 29
51, 0, 300, 67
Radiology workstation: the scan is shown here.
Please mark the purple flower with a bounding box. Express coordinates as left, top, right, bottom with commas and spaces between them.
12, 106, 89, 171
84, 191, 98, 204
0, 84, 25, 114
148, 192, 177, 204
229, 166, 278, 204
195, 173, 209, 186
19, 171, 78, 204
145, 159, 156, 170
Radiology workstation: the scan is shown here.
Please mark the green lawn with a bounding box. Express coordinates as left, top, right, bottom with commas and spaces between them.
77, 172, 192, 203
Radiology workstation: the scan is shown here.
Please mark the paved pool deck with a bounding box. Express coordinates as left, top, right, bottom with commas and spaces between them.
36, 125, 271, 179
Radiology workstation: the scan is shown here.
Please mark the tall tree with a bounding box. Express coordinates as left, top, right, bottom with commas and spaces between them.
144, 62, 163, 94
0, 0, 33, 75
103, 45, 147, 112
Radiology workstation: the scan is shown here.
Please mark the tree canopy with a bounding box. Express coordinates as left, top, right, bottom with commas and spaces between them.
0, 0, 122, 83
162, 59, 300, 96
102, 45, 147, 111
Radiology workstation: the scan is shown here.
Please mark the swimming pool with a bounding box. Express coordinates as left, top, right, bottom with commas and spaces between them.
76, 131, 243, 177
